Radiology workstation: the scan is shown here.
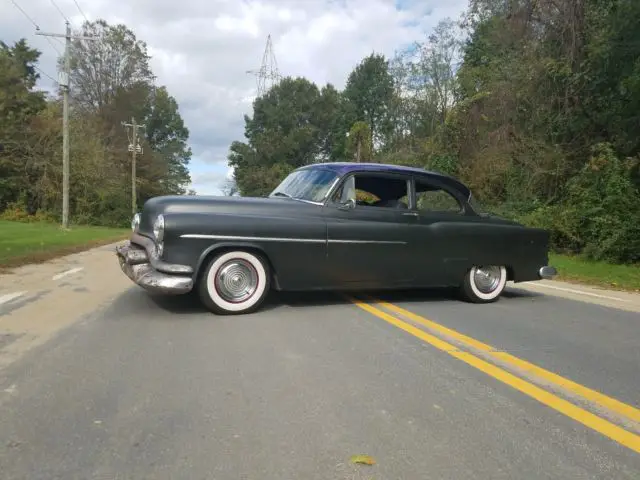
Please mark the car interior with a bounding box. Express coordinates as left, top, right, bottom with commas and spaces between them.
336, 174, 409, 209
333, 173, 464, 213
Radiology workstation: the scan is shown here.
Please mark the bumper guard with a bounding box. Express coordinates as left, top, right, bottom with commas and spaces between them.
116, 241, 193, 295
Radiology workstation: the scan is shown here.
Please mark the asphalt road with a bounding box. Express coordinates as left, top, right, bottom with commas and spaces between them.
0, 246, 639, 479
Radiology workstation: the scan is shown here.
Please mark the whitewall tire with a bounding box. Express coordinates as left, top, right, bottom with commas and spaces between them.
198, 250, 270, 315
460, 265, 507, 303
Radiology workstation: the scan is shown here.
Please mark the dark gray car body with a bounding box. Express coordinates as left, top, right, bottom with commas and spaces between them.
116, 162, 555, 295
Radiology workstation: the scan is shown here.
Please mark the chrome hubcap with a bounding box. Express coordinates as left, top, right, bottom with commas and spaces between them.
214, 259, 258, 303
473, 266, 502, 293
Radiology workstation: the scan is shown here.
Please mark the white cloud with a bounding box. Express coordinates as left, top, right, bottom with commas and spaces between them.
1, 0, 469, 195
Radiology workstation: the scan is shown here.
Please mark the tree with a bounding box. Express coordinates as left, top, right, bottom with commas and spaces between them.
0, 40, 47, 211
0, 29, 194, 227
230, 77, 341, 195
246, 77, 325, 166
343, 53, 394, 150
316, 84, 347, 161
220, 176, 239, 196
346, 121, 372, 162
68, 20, 154, 119
418, 19, 462, 126
65, 20, 191, 204
141, 86, 192, 196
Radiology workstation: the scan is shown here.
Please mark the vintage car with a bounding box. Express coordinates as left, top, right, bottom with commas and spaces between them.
116, 162, 557, 314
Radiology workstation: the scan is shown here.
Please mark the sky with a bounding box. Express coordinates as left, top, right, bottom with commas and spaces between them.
2, 0, 469, 195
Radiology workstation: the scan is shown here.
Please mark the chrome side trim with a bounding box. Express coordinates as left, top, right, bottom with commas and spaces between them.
180, 234, 406, 245
539, 265, 558, 279
181, 234, 325, 243
328, 239, 406, 245
289, 197, 324, 206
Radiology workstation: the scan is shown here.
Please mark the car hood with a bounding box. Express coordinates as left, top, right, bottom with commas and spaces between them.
138, 195, 322, 233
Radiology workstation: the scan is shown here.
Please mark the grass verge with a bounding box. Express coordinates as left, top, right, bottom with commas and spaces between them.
550, 253, 640, 292
0, 220, 129, 270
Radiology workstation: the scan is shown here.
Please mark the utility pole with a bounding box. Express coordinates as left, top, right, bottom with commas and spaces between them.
121, 117, 144, 214
36, 22, 97, 229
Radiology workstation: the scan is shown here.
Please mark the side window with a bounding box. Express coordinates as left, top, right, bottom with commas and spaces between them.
414, 179, 463, 214
332, 174, 409, 209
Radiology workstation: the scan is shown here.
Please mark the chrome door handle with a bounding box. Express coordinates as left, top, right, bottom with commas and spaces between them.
402, 212, 419, 216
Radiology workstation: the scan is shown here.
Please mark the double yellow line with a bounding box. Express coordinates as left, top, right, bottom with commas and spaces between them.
347, 295, 640, 455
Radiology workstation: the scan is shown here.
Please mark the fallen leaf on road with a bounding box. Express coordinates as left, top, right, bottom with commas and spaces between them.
350, 454, 376, 466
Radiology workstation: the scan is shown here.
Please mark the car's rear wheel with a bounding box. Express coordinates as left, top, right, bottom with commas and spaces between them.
460, 265, 507, 303
198, 250, 270, 315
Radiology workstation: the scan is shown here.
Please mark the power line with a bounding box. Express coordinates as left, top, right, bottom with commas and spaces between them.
33, 65, 58, 84
72, 0, 89, 24
45, 37, 63, 56
8, 0, 63, 56
49, 0, 70, 23
9, 0, 38, 28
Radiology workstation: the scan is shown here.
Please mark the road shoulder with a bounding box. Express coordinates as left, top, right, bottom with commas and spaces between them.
0, 241, 131, 372
510, 279, 640, 314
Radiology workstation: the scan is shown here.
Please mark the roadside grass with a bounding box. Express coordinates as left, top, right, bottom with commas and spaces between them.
550, 253, 640, 292
0, 220, 129, 270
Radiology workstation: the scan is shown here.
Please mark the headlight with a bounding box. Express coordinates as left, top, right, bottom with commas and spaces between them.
131, 213, 140, 232
153, 214, 165, 242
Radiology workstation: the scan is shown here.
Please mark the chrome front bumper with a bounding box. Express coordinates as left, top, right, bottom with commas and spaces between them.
116, 241, 193, 295
539, 265, 558, 280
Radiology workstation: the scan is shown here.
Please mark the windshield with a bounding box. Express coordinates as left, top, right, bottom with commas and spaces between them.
269, 168, 339, 203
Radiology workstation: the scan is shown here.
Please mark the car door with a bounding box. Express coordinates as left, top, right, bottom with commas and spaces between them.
406, 176, 472, 286
323, 172, 414, 287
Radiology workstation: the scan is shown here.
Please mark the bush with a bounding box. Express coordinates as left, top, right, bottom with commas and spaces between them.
0, 202, 57, 223
518, 144, 640, 263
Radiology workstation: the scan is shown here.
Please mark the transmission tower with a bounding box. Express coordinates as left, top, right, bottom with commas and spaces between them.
247, 34, 281, 96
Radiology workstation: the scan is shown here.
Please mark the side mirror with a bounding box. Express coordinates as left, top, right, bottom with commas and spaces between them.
338, 198, 356, 210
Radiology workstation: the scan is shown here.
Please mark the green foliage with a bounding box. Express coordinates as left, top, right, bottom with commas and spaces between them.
425, 153, 458, 177
229, 77, 344, 195
516, 144, 640, 263
0, 21, 192, 227
0, 40, 48, 211
343, 54, 395, 148
345, 121, 372, 162
560, 144, 638, 263
68, 19, 154, 115
0, 202, 57, 223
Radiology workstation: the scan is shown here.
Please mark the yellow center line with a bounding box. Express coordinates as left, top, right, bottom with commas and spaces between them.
347, 297, 640, 455
365, 296, 640, 427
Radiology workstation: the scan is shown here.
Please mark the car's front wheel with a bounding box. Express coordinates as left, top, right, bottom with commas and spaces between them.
198, 250, 270, 315
460, 265, 507, 303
